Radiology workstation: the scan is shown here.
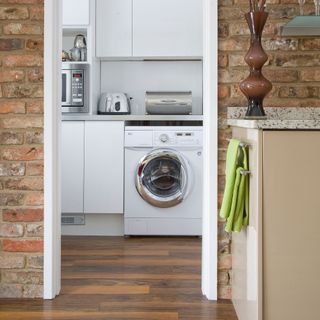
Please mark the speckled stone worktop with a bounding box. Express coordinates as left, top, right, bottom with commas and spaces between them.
227, 107, 320, 129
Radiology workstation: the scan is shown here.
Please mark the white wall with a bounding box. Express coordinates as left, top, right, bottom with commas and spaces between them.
100, 60, 203, 115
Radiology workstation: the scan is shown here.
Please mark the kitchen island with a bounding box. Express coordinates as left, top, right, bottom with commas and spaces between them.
227, 107, 320, 320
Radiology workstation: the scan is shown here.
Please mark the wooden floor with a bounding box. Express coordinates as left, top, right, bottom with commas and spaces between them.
0, 236, 237, 320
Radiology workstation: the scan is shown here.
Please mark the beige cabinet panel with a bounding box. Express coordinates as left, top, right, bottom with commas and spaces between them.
263, 131, 320, 320
231, 127, 263, 320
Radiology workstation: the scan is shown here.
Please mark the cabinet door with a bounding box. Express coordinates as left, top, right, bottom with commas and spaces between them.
133, 0, 203, 57
263, 131, 320, 320
84, 121, 124, 214
96, 0, 132, 57
63, 0, 90, 25
61, 121, 85, 213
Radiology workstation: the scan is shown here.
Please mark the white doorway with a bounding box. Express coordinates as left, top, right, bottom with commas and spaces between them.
43, 0, 218, 300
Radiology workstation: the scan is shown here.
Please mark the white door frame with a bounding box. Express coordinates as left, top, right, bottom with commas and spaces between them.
43, 0, 62, 299
43, 0, 218, 300
202, 0, 218, 300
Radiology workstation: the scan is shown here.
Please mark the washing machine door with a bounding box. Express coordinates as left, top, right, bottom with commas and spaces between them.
136, 149, 190, 208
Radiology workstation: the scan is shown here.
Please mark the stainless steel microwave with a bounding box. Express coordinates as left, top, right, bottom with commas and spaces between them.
61, 63, 89, 113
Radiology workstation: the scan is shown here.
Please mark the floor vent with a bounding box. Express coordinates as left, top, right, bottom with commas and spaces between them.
61, 215, 85, 225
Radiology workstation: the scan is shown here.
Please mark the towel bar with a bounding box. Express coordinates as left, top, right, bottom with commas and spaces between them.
227, 138, 250, 148
240, 170, 251, 176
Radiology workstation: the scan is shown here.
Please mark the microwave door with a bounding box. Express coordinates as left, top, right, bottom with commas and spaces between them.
61, 70, 72, 106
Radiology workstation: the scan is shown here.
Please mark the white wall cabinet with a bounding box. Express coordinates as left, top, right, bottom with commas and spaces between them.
96, 0, 132, 57
84, 121, 124, 214
63, 0, 90, 26
133, 0, 203, 57
96, 0, 203, 58
61, 121, 85, 213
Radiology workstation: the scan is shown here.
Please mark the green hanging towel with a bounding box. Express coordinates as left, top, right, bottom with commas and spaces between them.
220, 140, 249, 232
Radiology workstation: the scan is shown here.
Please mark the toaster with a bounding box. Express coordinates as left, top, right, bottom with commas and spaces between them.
98, 93, 131, 115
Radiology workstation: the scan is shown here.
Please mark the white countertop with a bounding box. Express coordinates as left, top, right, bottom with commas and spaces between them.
62, 114, 203, 121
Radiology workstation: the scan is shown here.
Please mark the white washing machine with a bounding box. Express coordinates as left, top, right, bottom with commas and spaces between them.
124, 126, 203, 236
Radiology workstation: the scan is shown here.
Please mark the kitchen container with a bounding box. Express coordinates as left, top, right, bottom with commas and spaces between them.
145, 91, 192, 115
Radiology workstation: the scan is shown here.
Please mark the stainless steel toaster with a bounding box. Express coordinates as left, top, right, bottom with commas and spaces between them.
145, 91, 192, 115
98, 93, 131, 115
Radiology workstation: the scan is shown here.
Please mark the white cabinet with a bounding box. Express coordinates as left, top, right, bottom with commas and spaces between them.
84, 121, 124, 214
96, 0, 132, 57
61, 121, 85, 213
133, 0, 203, 57
96, 0, 203, 58
63, 0, 90, 26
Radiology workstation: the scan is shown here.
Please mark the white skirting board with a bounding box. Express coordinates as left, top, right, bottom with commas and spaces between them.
61, 214, 124, 236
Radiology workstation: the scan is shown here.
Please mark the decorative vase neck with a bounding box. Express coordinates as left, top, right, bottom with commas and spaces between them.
245, 11, 268, 36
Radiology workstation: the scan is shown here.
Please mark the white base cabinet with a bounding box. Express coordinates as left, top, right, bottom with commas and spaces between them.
61, 121, 124, 215
84, 121, 124, 214
61, 121, 85, 213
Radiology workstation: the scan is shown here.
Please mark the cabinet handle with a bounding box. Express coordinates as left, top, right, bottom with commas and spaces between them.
227, 138, 250, 148
240, 170, 251, 176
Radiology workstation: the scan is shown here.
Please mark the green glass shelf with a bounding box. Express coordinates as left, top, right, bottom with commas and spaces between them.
281, 16, 320, 36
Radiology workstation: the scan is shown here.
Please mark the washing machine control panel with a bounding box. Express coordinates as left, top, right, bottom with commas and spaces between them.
159, 133, 169, 143
154, 131, 202, 146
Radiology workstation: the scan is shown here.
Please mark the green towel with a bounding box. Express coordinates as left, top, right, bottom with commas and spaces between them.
220, 139, 249, 232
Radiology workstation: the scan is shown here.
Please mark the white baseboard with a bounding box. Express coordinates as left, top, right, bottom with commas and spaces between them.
61, 214, 124, 236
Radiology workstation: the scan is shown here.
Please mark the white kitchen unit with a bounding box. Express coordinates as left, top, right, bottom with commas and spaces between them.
63, 0, 90, 26
96, 0, 202, 58
84, 121, 124, 214
133, 0, 202, 57
96, 0, 132, 57
61, 121, 85, 213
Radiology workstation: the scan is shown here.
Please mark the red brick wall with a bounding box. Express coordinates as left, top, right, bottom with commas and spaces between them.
218, 0, 320, 298
0, 0, 44, 298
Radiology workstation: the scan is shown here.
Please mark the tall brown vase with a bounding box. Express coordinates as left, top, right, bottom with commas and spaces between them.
239, 12, 272, 119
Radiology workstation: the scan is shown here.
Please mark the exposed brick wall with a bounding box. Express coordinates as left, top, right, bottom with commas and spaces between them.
218, 0, 320, 299
0, 0, 44, 298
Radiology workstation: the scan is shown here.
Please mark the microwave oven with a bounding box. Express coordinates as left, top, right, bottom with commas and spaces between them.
61, 63, 89, 113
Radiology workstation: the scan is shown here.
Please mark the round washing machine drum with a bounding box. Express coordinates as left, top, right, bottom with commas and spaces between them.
136, 149, 191, 208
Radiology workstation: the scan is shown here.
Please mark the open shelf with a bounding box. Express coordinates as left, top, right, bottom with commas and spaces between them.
62, 26, 88, 37
62, 27, 89, 63
62, 61, 91, 66
281, 16, 320, 36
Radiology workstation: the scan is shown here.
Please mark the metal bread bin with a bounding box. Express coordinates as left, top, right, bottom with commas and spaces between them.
145, 91, 192, 115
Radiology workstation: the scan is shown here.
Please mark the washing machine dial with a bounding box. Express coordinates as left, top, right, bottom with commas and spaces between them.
159, 134, 169, 143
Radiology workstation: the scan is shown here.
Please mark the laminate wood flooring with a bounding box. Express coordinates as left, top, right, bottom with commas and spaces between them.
0, 236, 237, 320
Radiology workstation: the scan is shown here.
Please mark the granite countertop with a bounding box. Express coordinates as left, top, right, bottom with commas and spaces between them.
227, 107, 320, 129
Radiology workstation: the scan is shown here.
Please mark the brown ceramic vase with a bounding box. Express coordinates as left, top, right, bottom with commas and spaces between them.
239, 12, 272, 119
